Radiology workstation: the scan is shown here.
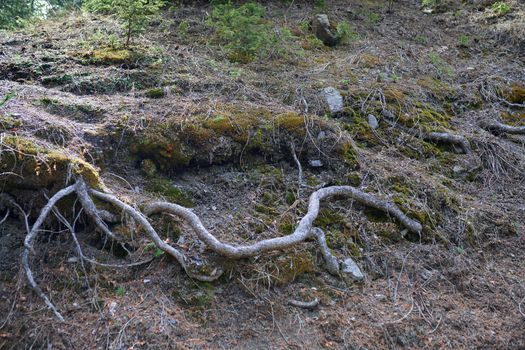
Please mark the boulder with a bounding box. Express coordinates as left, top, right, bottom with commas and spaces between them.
341, 257, 365, 281
312, 14, 338, 47
321, 86, 344, 114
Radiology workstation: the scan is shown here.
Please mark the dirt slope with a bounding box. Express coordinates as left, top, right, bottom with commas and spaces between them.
0, 0, 524, 348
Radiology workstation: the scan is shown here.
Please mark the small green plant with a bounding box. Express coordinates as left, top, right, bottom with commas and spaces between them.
455, 246, 465, 254
430, 53, 455, 78
458, 35, 470, 47
0, 90, 16, 108
491, 1, 510, 16
178, 20, 189, 37
335, 22, 359, 44
144, 242, 165, 257
415, 35, 429, 45
422, 0, 437, 8
365, 12, 381, 25
115, 286, 126, 296
207, 2, 276, 63
84, 0, 165, 47
314, 0, 326, 10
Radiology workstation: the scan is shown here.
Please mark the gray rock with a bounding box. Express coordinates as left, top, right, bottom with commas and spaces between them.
341, 257, 365, 281
367, 114, 379, 129
312, 14, 338, 46
381, 109, 395, 119
321, 87, 344, 114
309, 159, 323, 167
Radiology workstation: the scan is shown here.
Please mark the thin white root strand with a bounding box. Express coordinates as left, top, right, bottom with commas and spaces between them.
312, 227, 339, 274
144, 185, 422, 260
481, 120, 525, 135
290, 143, 304, 198
288, 298, 320, 309
22, 184, 76, 322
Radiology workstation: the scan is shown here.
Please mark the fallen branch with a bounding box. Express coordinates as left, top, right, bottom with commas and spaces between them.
481, 120, 525, 135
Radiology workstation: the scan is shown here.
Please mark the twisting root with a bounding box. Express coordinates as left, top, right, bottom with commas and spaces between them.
76, 180, 118, 240
481, 120, 525, 135
23, 178, 422, 320
22, 184, 76, 322
88, 188, 223, 282
144, 185, 422, 261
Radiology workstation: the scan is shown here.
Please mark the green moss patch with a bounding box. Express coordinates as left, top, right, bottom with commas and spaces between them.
0, 134, 101, 189
145, 178, 194, 207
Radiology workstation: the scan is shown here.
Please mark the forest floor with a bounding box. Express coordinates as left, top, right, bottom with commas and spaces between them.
0, 0, 524, 348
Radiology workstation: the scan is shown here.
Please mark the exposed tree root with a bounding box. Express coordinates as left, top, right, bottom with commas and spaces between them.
144, 185, 422, 263
21, 177, 423, 321
481, 120, 525, 135
288, 298, 319, 309
381, 110, 471, 154
22, 184, 76, 322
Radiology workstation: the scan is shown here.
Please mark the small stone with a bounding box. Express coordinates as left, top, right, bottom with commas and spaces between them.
108, 301, 118, 316
317, 131, 327, 140
211, 206, 217, 211
321, 87, 344, 114
420, 269, 433, 281
374, 293, 387, 301
381, 109, 395, 119
367, 114, 379, 129
67, 256, 78, 263
341, 257, 364, 281
309, 159, 323, 167
453, 165, 465, 174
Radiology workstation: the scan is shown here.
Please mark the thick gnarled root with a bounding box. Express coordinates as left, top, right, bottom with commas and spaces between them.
22, 178, 422, 321
481, 120, 525, 135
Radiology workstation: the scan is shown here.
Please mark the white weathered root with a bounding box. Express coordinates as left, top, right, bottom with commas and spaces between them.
144, 185, 422, 261
88, 188, 223, 282
288, 298, 319, 309
23, 178, 423, 320
481, 120, 525, 135
381, 110, 471, 154
22, 184, 76, 322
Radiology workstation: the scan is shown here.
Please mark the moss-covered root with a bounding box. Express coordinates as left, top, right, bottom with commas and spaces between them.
382, 110, 471, 153
480, 120, 525, 135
